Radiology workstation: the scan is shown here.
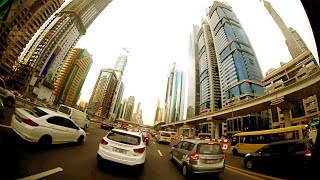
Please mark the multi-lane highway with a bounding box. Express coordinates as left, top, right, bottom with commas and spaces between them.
0, 106, 319, 180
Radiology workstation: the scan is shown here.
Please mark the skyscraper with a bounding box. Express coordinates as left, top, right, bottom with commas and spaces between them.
19, 0, 112, 97
53, 48, 93, 107
164, 63, 185, 123
0, 0, 64, 78
87, 68, 117, 118
154, 100, 161, 124
206, 1, 264, 107
263, 0, 308, 59
188, 25, 200, 117
195, 18, 222, 115
124, 96, 135, 121
109, 52, 128, 121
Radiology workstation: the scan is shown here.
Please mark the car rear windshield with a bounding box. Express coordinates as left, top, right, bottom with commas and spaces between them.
58, 106, 71, 115
25, 107, 48, 118
107, 131, 141, 145
197, 143, 223, 155
161, 132, 171, 137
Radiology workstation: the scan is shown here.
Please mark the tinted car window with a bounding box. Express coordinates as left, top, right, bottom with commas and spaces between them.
181, 142, 191, 150
63, 118, 79, 130
47, 116, 65, 127
261, 144, 290, 154
58, 106, 71, 115
25, 107, 48, 118
197, 144, 223, 155
0, 79, 5, 88
107, 131, 141, 145
188, 143, 195, 151
176, 141, 183, 148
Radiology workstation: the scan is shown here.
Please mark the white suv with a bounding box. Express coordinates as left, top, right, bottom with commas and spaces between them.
97, 129, 146, 176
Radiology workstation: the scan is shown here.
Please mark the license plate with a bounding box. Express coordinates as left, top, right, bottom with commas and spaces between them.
113, 147, 126, 154
206, 159, 218, 164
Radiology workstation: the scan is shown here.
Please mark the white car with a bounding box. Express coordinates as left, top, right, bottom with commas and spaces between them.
97, 129, 146, 176
57, 104, 90, 129
11, 106, 86, 146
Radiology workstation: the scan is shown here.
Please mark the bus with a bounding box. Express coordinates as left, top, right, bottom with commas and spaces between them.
231, 125, 308, 155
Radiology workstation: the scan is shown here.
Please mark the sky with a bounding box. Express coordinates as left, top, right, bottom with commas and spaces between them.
75, 0, 318, 126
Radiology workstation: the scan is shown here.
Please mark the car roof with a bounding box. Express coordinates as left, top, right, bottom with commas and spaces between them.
112, 128, 142, 137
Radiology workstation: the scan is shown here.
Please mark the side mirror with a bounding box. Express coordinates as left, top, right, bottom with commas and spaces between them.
172, 145, 177, 148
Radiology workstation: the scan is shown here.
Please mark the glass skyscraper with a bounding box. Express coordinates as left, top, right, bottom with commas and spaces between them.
206, 1, 264, 107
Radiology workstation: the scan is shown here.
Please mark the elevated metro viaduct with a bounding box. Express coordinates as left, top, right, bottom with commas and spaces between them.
162, 71, 320, 139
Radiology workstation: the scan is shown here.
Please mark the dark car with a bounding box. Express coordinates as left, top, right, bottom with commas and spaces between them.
244, 139, 314, 170
100, 123, 114, 130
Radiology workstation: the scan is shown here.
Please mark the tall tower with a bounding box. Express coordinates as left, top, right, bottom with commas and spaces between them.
263, 0, 308, 58
154, 100, 161, 124
87, 68, 117, 118
53, 48, 93, 107
164, 63, 185, 123
19, 0, 112, 94
206, 1, 264, 107
195, 18, 221, 115
124, 96, 135, 121
0, 0, 64, 78
188, 25, 200, 117
109, 51, 128, 121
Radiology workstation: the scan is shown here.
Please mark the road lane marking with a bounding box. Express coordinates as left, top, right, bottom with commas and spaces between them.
153, 142, 155, 144
86, 133, 90, 135
226, 166, 263, 180
17, 167, 63, 180
226, 165, 284, 180
157, 150, 163, 157
0, 124, 11, 129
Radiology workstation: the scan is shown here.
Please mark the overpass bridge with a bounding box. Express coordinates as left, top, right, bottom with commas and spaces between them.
162, 70, 320, 129
115, 118, 153, 128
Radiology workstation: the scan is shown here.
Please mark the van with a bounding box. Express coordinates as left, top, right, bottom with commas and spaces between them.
169, 132, 178, 140
57, 104, 90, 129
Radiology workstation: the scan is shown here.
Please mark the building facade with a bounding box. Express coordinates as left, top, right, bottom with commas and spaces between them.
53, 48, 92, 107
195, 18, 221, 115
17, 0, 112, 96
87, 68, 117, 118
262, 51, 319, 128
206, 1, 265, 107
0, 0, 64, 78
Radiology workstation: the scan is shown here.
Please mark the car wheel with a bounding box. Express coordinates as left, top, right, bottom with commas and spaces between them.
182, 163, 189, 177
77, 135, 84, 145
97, 157, 103, 168
232, 148, 238, 156
246, 160, 254, 169
4, 97, 14, 107
38, 135, 52, 147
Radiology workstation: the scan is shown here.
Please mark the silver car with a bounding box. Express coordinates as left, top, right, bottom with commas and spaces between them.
170, 139, 225, 177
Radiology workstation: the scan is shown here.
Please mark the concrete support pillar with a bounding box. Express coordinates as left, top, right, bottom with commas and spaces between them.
284, 110, 291, 127
214, 123, 220, 139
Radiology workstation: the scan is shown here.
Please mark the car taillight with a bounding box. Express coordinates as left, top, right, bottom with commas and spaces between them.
100, 138, 108, 145
22, 119, 38, 126
305, 149, 312, 157
222, 153, 226, 159
146, 137, 149, 140
190, 152, 199, 160
133, 147, 145, 153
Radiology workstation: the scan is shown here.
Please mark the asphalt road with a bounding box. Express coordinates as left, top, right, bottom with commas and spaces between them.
1, 106, 319, 180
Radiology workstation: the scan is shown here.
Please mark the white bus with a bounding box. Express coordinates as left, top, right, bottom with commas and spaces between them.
57, 104, 90, 129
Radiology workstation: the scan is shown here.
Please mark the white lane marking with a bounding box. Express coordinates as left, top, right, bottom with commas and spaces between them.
86, 133, 90, 135
0, 124, 11, 129
157, 150, 163, 157
17, 167, 63, 180
153, 142, 155, 144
